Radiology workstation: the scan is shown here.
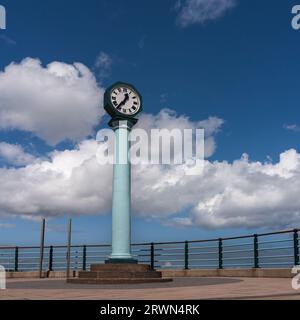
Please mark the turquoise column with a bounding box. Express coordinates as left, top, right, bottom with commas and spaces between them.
106, 119, 137, 264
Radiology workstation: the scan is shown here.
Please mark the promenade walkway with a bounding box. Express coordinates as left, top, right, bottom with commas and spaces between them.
1, 277, 300, 300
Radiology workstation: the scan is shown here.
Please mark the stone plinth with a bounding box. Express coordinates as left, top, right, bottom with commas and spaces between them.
67, 264, 173, 284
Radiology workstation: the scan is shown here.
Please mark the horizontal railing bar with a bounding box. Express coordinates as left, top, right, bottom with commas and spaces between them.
158, 266, 184, 268
18, 258, 42, 261
82, 251, 111, 254
185, 244, 218, 250
222, 257, 253, 261
258, 246, 294, 251
188, 246, 218, 250
154, 246, 185, 250
223, 249, 254, 254
158, 248, 184, 251
222, 243, 253, 248
259, 255, 294, 259
155, 259, 184, 262
135, 255, 151, 258
258, 239, 292, 245
15, 252, 43, 255
1, 228, 299, 273
223, 263, 254, 266
188, 258, 219, 262
259, 262, 293, 265
183, 265, 218, 268
14, 263, 39, 265
153, 253, 184, 257
0, 228, 299, 251
188, 252, 217, 255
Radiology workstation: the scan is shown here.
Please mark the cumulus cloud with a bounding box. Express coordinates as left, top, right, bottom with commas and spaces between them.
0, 139, 112, 218
0, 58, 104, 145
0, 55, 298, 230
0, 116, 299, 230
133, 149, 300, 230
0, 110, 222, 220
0, 142, 36, 166
175, 0, 236, 27
137, 109, 223, 158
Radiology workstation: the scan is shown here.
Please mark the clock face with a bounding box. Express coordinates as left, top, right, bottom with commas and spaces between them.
110, 85, 141, 116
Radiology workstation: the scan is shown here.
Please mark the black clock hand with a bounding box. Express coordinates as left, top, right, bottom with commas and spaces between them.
117, 93, 129, 109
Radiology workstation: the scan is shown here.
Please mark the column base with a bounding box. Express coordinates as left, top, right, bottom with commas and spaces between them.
67, 263, 173, 285
105, 258, 138, 264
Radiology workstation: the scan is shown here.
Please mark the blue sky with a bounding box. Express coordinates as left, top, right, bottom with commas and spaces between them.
0, 0, 300, 246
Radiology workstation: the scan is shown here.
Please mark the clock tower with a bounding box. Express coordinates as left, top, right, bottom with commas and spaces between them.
67, 82, 172, 284
104, 82, 142, 264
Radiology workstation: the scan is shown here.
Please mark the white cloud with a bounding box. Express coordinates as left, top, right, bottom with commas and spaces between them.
0, 139, 113, 218
0, 115, 299, 230
0, 110, 222, 220
0, 58, 104, 145
283, 124, 300, 133
0, 142, 36, 166
133, 149, 300, 230
175, 0, 236, 27
94, 51, 113, 79
0, 54, 298, 231
137, 109, 223, 158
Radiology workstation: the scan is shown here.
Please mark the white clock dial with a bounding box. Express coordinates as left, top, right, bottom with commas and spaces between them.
110, 86, 141, 116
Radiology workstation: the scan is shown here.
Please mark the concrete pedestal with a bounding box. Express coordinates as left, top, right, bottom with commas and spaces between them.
67, 264, 173, 284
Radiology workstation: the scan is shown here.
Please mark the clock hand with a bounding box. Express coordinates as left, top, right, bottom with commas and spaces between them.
117, 93, 129, 109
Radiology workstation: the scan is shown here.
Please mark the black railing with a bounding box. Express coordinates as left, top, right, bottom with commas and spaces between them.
0, 228, 299, 272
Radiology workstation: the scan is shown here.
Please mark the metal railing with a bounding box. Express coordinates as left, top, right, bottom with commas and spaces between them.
0, 228, 299, 272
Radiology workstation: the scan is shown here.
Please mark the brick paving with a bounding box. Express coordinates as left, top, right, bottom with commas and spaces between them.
0, 277, 300, 300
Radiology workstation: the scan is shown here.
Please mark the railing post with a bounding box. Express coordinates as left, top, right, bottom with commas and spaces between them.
14, 247, 19, 272
39, 218, 46, 278
82, 245, 87, 271
254, 234, 259, 268
66, 219, 72, 278
49, 246, 53, 271
150, 243, 155, 270
218, 239, 223, 269
293, 229, 299, 266
184, 241, 189, 270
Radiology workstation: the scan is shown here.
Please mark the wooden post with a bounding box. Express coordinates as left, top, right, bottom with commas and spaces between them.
39, 218, 46, 278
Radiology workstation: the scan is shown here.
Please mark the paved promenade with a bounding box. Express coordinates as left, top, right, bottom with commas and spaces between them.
1, 277, 300, 300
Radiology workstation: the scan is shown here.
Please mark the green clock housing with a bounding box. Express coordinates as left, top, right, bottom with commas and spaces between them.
104, 82, 143, 123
